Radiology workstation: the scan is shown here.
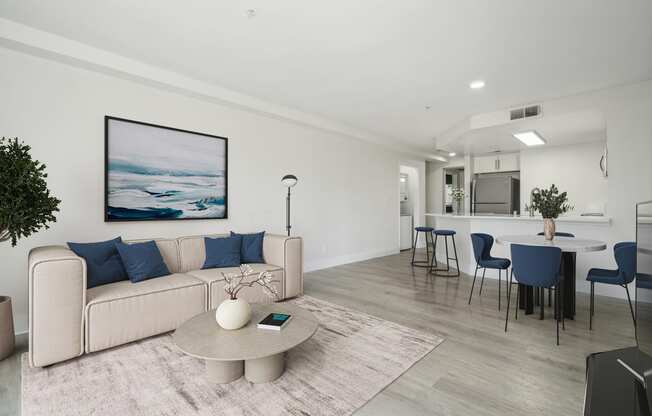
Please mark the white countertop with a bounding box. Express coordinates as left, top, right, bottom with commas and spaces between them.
426, 213, 611, 224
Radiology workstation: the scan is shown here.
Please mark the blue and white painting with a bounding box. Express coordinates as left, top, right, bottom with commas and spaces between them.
106, 117, 227, 221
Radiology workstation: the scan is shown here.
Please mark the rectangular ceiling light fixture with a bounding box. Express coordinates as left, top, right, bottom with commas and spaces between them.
513, 130, 546, 146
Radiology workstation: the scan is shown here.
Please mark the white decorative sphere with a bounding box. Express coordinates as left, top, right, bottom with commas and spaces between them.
216, 298, 252, 330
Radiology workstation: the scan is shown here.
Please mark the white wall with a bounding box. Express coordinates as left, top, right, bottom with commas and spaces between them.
519, 141, 608, 215
0, 47, 408, 333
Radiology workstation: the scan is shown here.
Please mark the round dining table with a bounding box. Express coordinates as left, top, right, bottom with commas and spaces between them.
495, 235, 607, 319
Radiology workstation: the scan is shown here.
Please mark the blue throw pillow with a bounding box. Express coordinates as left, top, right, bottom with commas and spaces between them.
115, 240, 170, 283
230, 231, 265, 263
68, 237, 128, 289
202, 235, 242, 269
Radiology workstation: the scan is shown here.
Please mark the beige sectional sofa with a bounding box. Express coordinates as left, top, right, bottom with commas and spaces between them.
28, 233, 303, 367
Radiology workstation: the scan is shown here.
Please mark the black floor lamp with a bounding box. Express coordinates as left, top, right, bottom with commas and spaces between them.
281, 174, 298, 236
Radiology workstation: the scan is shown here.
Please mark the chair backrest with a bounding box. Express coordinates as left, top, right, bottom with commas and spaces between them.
614, 242, 637, 284
536, 232, 575, 237
511, 244, 562, 288
470, 233, 493, 263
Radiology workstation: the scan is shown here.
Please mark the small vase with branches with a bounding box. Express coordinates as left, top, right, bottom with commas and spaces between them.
449, 187, 465, 214
215, 264, 280, 330
530, 184, 573, 240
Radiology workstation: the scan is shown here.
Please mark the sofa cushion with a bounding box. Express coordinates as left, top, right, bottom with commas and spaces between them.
116, 240, 171, 283
67, 237, 127, 288
231, 231, 265, 263
203, 235, 242, 269
85, 273, 206, 353
187, 264, 283, 308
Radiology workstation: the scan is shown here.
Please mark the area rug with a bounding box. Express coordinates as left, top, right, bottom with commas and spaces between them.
22, 296, 444, 415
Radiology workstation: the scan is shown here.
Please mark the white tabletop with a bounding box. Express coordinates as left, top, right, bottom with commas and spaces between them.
495, 235, 607, 253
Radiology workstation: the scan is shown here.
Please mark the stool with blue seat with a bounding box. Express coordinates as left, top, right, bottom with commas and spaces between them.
429, 229, 460, 277
586, 242, 637, 330
505, 244, 564, 345
468, 233, 511, 309
411, 226, 435, 268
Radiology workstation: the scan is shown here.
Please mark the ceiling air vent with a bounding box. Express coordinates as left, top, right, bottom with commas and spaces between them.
510, 104, 541, 121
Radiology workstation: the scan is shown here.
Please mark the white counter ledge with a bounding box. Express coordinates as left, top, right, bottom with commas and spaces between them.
425, 213, 611, 224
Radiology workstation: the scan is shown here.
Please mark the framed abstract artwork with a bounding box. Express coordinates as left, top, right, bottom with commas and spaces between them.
104, 116, 228, 221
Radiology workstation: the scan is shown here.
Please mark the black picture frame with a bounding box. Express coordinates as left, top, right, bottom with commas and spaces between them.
104, 116, 228, 222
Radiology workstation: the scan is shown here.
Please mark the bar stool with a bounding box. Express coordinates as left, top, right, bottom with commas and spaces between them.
429, 229, 460, 277
410, 226, 434, 268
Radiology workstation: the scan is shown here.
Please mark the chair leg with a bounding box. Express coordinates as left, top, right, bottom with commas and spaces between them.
548, 288, 552, 307
479, 268, 486, 295
498, 269, 502, 311
556, 286, 560, 346
515, 276, 519, 321
410, 232, 418, 265
451, 235, 460, 277
540, 288, 544, 320
428, 234, 436, 273
625, 284, 636, 327
505, 271, 512, 332
425, 232, 431, 264
590, 282, 594, 330
468, 264, 479, 305
444, 236, 450, 272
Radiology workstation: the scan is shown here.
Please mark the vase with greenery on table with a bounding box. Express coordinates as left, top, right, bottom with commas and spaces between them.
530, 184, 573, 240
0, 137, 60, 360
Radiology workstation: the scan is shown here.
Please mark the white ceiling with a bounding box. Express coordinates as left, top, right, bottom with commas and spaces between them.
1, 0, 651, 152
445, 110, 606, 156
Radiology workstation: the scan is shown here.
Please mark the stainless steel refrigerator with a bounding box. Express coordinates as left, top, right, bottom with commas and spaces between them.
472, 176, 520, 215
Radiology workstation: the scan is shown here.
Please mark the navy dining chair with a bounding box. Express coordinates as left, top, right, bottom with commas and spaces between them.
468, 233, 511, 310
505, 244, 564, 345
536, 232, 575, 307
586, 242, 637, 330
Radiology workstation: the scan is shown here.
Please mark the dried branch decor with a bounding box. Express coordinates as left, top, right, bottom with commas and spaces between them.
220, 264, 279, 300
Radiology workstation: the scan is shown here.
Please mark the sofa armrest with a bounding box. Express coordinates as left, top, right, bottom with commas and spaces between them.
28, 246, 86, 367
263, 235, 303, 299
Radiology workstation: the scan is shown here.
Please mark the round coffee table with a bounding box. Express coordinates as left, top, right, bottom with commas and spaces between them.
172, 303, 318, 384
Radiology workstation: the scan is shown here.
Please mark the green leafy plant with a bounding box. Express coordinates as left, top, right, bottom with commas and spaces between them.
449, 187, 465, 202
0, 137, 61, 246
530, 184, 573, 219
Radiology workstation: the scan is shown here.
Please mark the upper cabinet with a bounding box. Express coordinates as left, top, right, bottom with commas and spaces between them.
473, 153, 520, 174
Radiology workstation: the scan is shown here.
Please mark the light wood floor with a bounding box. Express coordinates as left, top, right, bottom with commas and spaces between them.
0, 249, 636, 415
305, 249, 636, 416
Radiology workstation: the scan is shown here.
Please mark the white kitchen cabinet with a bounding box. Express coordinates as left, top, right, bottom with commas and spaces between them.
473, 153, 519, 173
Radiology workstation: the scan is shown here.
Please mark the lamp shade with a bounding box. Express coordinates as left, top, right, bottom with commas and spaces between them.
281, 174, 298, 188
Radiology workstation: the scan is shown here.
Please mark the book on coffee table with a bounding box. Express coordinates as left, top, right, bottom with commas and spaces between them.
257, 313, 292, 330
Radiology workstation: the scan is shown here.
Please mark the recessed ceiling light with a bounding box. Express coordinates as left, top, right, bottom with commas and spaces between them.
448, 152, 456, 157
513, 131, 546, 146
469, 80, 485, 89
245, 9, 257, 18
425, 105, 431, 110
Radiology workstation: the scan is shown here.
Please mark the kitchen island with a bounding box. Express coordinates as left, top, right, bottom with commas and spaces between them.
425, 213, 613, 297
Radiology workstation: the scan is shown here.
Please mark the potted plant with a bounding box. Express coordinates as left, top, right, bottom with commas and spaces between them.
530, 184, 573, 240
449, 187, 465, 214
215, 264, 279, 330
0, 137, 60, 360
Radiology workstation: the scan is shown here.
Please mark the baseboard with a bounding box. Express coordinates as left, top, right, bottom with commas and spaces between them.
305, 248, 399, 272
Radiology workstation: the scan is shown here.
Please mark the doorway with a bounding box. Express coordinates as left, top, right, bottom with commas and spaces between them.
443, 168, 464, 214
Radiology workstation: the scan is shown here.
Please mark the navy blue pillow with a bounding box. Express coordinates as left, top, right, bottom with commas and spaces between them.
115, 241, 170, 283
202, 235, 242, 269
68, 237, 128, 289
230, 231, 265, 263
